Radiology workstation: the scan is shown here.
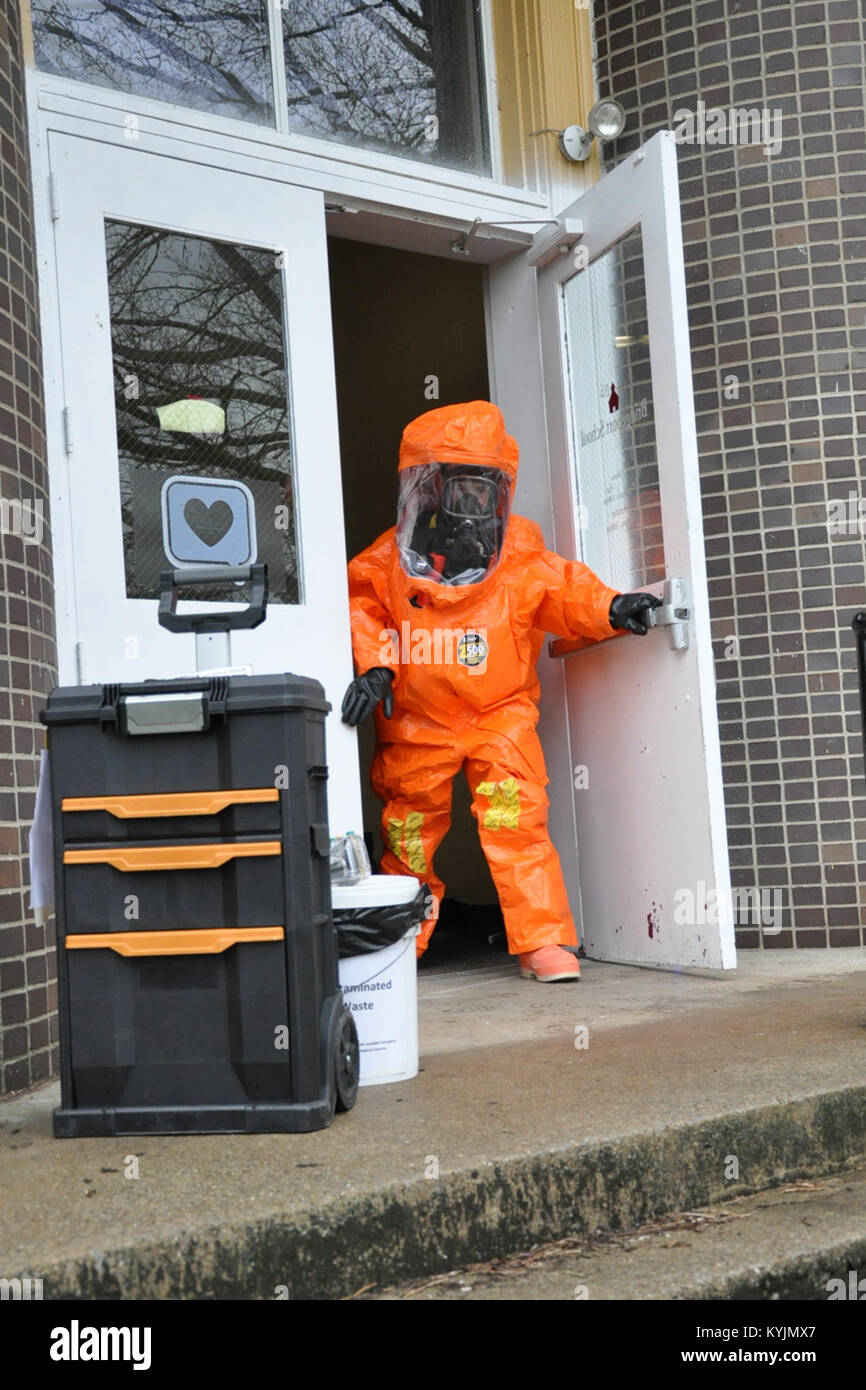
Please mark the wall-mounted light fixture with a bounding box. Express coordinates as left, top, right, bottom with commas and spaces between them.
549, 99, 627, 163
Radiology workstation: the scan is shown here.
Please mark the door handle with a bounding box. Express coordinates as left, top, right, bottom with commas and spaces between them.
645, 577, 690, 650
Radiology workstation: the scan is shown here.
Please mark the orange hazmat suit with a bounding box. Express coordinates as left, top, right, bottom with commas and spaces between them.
347, 401, 621, 957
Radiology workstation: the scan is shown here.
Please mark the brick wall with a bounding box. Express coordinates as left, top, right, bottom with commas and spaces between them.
593, 0, 866, 948
0, 0, 58, 1093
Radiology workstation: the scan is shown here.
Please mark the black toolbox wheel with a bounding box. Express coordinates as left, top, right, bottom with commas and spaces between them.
333, 1006, 360, 1112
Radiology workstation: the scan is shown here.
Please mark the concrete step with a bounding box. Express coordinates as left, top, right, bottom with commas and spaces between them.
2, 951, 866, 1300
363, 1160, 866, 1300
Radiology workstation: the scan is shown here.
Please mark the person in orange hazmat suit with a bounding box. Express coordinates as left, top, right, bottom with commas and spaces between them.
341, 401, 660, 982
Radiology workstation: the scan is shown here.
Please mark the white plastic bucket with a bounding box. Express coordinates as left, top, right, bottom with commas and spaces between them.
335, 875, 421, 1087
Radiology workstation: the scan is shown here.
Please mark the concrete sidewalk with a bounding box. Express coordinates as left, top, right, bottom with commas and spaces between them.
2, 949, 866, 1299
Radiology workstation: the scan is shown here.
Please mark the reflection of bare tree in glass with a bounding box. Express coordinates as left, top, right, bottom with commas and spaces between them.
31, 1, 488, 171
106, 223, 298, 602
31, 1, 274, 123
282, 1, 487, 170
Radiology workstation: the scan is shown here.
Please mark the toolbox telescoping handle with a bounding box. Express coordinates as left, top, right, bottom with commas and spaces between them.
158, 564, 268, 635
852, 612, 866, 778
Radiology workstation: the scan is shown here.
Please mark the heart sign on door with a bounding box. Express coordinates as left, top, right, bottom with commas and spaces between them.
161, 475, 257, 568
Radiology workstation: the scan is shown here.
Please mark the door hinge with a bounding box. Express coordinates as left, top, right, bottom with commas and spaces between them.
62, 406, 73, 454
646, 576, 690, 650
48, 172, 60, 221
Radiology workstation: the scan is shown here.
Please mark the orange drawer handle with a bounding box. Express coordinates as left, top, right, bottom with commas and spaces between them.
65, 927, 284, 956
63, 841, 281, 872
61, 788, 279, 818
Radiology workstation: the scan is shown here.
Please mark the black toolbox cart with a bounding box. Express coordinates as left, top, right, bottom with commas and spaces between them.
42, 565, 359, 1136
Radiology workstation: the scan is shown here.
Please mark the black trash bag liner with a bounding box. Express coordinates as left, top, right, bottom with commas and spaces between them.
335, 884, 429, 959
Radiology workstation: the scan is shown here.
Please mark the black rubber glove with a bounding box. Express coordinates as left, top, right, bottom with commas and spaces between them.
609, 591, 663, 636
341, 668, 395, 726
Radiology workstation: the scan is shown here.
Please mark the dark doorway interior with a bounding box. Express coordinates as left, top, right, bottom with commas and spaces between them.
328, 235, 498, 919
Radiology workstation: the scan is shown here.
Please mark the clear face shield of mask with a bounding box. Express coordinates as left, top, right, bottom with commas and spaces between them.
396, 463, 512, 586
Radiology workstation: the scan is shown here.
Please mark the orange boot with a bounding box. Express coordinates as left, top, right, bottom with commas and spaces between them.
518, 945, 581, 982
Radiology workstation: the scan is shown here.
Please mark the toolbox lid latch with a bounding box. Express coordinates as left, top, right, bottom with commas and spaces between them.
120, 691, 208, 737
310, 823, 331, 858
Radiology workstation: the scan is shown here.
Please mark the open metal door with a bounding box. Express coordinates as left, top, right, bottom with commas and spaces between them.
492, 131, 735, 970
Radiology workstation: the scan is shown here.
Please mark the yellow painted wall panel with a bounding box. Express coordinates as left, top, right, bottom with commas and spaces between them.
490, 0, 600, 202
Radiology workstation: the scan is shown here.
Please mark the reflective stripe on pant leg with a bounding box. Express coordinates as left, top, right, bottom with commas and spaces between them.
385, 812, 428, 874
386, 818, 404, 861
475, 778, 521, 831
372, 739, 462, 954
404, 811, 427, 873
469, 749, 578, 957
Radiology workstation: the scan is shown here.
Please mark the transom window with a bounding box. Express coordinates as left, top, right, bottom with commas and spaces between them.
31, 1, 490, 175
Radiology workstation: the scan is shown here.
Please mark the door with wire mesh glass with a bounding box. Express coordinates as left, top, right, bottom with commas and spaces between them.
529, 131, 734, 970
561, 226, 664, 594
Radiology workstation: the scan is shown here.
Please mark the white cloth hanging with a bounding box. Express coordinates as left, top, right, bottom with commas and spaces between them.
29, 748, 55, 926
